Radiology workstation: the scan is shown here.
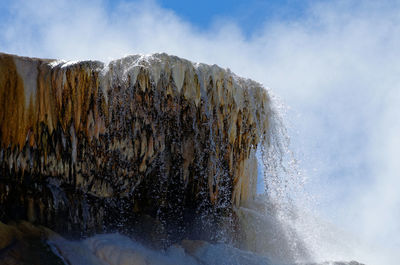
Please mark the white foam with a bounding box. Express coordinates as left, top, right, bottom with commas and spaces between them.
49, 233, 273, 265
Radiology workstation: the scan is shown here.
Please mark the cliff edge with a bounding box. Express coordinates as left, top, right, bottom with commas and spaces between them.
0, 52, 271, 244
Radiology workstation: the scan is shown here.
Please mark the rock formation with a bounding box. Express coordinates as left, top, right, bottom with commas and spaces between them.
0, 52, 271, 245
0, 221, 65, 264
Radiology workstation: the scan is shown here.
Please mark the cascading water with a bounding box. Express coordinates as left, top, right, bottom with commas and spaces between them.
0, 52, 364, 265
44, 92, 361, 265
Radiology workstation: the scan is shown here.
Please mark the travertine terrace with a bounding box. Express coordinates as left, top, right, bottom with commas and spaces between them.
0, 52, 271, 243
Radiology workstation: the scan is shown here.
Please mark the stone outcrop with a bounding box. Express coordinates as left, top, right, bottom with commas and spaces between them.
0, 221, 65, 265
0, 52, 271, 245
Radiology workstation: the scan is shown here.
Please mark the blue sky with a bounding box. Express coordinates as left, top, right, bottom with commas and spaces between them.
0, 0, 314, 38
156, 0, 312, 34
1, 0, 400, 264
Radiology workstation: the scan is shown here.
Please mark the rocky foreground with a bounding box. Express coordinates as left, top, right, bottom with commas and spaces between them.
0, 221, 365, 265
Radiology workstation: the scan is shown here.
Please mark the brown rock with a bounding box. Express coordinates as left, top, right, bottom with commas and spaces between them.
0, 222, 17, 250
0, 52, 271, 245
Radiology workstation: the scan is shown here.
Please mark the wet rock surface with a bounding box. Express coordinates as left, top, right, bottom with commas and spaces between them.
0, 221, 65, 265
0, 52, 271, 245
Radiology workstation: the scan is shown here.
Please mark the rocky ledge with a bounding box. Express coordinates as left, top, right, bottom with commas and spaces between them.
0, 52, 272, 246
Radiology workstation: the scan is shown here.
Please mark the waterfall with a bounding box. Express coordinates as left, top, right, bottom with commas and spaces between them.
0, 52, 364, 265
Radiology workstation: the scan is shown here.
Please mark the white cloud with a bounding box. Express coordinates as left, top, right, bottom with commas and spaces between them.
1, 0, 400, 263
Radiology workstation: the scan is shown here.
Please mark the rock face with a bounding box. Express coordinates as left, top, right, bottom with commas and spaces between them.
0, 52, 271, 245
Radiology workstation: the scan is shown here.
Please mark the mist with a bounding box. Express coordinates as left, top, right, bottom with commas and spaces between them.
1, 0, 400, 264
